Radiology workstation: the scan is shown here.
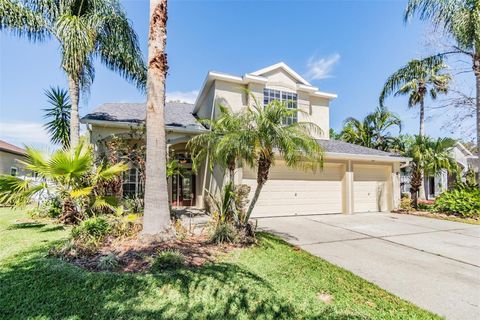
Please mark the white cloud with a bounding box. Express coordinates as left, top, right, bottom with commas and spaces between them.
166, 90, 199, 104
0, 122, 50, 147
305, 53, 341, 81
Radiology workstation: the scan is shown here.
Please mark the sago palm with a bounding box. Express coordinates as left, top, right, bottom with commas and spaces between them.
405, 0, 480, 152
188, 105, 254, 184
0, 0, 146, 147
379, 57, 450, 136
43, 86, 71, 148
341, 106, 402, 151
0, 141, 128, 224
244, 99, 324, 224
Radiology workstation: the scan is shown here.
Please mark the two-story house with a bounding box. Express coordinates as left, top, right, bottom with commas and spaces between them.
82, 63, 408, 217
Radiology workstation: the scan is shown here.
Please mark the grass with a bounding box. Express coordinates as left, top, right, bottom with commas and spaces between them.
0, 207, 440, 319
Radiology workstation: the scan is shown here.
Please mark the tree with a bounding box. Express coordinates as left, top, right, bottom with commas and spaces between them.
142, 0, 170, 235
188, 105, 254, 184
243, 100, 324, 226
43, 86, 71, 148
405, 0, 480, 153
380, 57, 450, 137
0, 0, 146, 147
400, 135, 457, 207
340, 106, 402, 151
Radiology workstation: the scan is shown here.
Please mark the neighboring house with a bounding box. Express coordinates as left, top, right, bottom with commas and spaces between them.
82, 62, 409, 217
0, 140, 27, 176
400, 142, 479, 199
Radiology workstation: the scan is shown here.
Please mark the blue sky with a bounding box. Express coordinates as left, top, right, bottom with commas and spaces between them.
0, 0, 474, 148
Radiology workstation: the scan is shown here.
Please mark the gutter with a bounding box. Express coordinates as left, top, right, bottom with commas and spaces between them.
325, 152, 412, 163
80, 119, 207, 134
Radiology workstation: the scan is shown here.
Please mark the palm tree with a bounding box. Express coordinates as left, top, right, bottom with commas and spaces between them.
243, 100, 324, 225
379, 57, 450, 137
43, 86, 71, 148
188, 105, 254, 184
401, 136, 457, 207
142, 0, 170, 235
341, 106, 402, 151
0, 0, 146, 147
405, 0, 480, 153
0, 141, 128, 223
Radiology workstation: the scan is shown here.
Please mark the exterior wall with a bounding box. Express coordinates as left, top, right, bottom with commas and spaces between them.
0, 151, 27, 176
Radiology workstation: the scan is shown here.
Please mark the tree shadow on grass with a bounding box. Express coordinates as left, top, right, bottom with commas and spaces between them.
7, 222, 46, 230
40, 225, 65, 233
0, 246, 369, 320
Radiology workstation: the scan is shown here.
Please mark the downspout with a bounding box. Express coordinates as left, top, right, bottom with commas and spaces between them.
201, 90, 216, 206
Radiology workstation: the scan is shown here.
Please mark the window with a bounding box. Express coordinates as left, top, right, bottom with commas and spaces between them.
10, 167, 18, 176
263, 89, 298, 124
122, 168, 143, 198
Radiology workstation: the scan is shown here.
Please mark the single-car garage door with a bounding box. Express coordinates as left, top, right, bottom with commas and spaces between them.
242, 162, 344, 217
353, 164, 390, 213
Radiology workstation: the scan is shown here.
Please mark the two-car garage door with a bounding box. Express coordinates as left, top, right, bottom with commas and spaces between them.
243, 163, 344, 217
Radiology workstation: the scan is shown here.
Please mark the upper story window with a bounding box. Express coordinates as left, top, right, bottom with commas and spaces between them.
10, 167, 18, 176
263, 89, 298, 125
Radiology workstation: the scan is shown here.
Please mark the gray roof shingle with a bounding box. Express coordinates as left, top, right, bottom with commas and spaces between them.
82, 102, 204, 129
317, 139, 401, 158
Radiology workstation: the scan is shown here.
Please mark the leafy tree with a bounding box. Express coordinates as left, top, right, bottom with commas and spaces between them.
142, 0, 170, 235
400, 136, 458, 208
405, 0, 480, 152
188, 105, 254, 184
43, 86, 71, 148
243, 100, 324, 226
0, 0, 146, 147
0, 141, 128, 224
340, 106, 402, 151
379, 57, 450, 137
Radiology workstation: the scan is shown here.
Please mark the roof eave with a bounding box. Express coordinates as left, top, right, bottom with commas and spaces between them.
325, 152, 411, 162
81, 119, 207, 134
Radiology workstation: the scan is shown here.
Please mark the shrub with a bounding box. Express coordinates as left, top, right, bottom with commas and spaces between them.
434, 188, 480, 218
98, 252, 120, 271
399, 197, 413, 213
28, 198, 62, 219
71, 217, 111, 253
210, 222, 237, 244
108, 214, 142, 238
417, 200, 434, 212
151, 250, 185, 271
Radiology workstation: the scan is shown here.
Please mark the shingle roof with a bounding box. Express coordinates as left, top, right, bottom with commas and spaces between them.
81, 102, 204, 130
318, 139, 401, 158
0, 140, 26, 156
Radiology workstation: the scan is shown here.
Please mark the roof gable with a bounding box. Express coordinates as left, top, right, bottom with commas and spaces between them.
250, 62, 311, 86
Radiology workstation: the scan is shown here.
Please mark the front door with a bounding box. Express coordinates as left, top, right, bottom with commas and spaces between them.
171, 172, 196, 207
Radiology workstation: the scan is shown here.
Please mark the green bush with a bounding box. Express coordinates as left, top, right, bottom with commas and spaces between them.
399, 197, 413, 213
151, 250, 185, 271
98, 252, 120, 271
27, 198, 62, 218
434, 188, 480, 218
71, 217, 111, 253
210, 222, 238, 244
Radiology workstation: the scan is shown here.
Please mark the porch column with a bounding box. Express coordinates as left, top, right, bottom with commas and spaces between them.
343, 160, 354, 214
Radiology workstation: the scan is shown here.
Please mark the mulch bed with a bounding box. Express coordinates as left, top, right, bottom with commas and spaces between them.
59, 234, 245, 273
393, 209, 479, 224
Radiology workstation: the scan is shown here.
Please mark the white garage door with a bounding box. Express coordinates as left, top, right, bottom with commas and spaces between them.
354, 165, 389, 213
242, 163, 344, 217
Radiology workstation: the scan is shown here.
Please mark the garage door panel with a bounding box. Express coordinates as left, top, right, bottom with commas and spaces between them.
243, 163, 344, 217
353, 165, 389, 213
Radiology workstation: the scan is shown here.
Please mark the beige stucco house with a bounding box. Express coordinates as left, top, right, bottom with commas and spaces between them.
0, 140, 27, 176
82, 62, 408, 217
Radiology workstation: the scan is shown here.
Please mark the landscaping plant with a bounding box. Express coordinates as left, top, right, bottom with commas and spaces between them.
434, 187, 480, 218
151, 249, 186, 271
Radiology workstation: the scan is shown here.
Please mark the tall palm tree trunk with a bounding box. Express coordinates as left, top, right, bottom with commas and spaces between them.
68, 75, 80, 148
418, 99, 426, 200
475, 55, 480, 157
142, 0, 171, 235
245, 155, 271, 223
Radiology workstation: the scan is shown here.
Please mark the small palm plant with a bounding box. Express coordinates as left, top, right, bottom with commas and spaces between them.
243, 99, 324, 225
0, 141, 128, 224
379, 57, 450, 137
43, 86, 71, 148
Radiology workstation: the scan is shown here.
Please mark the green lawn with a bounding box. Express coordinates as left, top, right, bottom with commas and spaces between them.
0, 208, 439, 319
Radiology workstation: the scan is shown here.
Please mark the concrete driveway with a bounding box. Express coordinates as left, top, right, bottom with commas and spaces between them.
258, 212, 480, 320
